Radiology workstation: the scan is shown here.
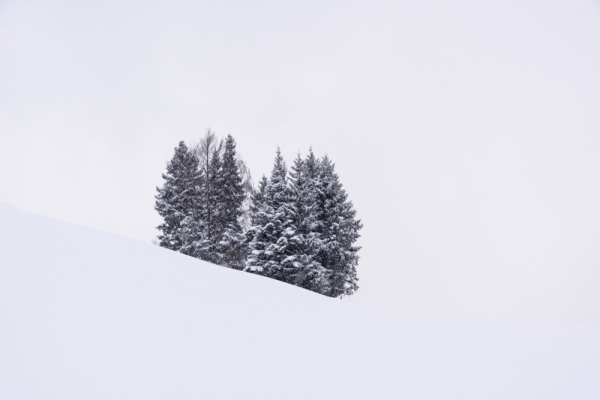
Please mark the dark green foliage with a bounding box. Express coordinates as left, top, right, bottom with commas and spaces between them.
313, 156, 362, 297
287, 153, 327, 292
215, 135, 247, 270
155, 141, 200, 252
156, 133, 248, 270
245, 148, 362, 297
245, 148, 296, 282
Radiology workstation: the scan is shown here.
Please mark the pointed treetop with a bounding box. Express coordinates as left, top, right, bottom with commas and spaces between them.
290, 152, 304, 178
270, 146, 287, 183
224, 134, 237, 156
304, 147, 320, 179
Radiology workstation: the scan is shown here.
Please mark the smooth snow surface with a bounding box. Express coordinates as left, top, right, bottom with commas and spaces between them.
1, 202, 599, 399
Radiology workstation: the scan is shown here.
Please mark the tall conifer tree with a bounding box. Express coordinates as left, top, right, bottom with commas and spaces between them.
288, 154, 326, 290
216, 134, 247, 269
314, 156, 362, 297
246, 175, 268, 245
196, 148, 223, 263
245, 148, 295, 281
155, 141, 200, 252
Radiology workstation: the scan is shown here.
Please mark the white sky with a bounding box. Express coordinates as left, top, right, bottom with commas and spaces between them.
1, 0, 599, 325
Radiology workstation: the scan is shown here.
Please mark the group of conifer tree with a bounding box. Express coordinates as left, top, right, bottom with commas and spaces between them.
155, 131, 362, 297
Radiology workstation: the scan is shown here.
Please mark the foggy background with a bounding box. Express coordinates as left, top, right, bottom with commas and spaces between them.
1, 0, 599, 325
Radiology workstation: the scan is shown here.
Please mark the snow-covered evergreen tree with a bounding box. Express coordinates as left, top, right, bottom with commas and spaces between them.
245, 148, 296, 282
287, 153, 326, 291
245, 175, 267, 245
313, 155, 362, 297
155, 141, 200, 252
215, 134, 247, 270
250, 175, 268, 217
193, 147, 222, 263
304, 147, 320, 184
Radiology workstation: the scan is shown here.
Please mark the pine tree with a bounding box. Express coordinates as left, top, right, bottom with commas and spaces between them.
304, 147, 320, 183
216, 134, 247, 269
287, 153, 326, 291
245, 175, 268, 245
206, 148, 225, 262
314, 155, 362, 297
250, 175, 268, 217
245, 148, 295, 282
155, 141, 200, 252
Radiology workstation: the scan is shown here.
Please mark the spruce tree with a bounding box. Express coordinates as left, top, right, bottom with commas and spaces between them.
304, 147, 320, 183
250, 175, 268, 217
155, 141, 200, 252
246, 175, 268, 246
245, 148, 295, 282
314, 155, 362, 297
194, 147, 222, 264
216, 134, 247, 269
287, 153, 326, 291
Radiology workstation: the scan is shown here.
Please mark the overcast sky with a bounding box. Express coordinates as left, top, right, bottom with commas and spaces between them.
1, 0, 599, 325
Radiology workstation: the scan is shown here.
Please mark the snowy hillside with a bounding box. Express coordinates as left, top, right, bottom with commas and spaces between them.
1, 202, 599, 399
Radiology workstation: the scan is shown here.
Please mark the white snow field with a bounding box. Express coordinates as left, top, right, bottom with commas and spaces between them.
1, 202, 599, 400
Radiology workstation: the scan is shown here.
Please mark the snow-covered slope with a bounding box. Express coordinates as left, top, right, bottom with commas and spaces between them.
1, 202, 599, 399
